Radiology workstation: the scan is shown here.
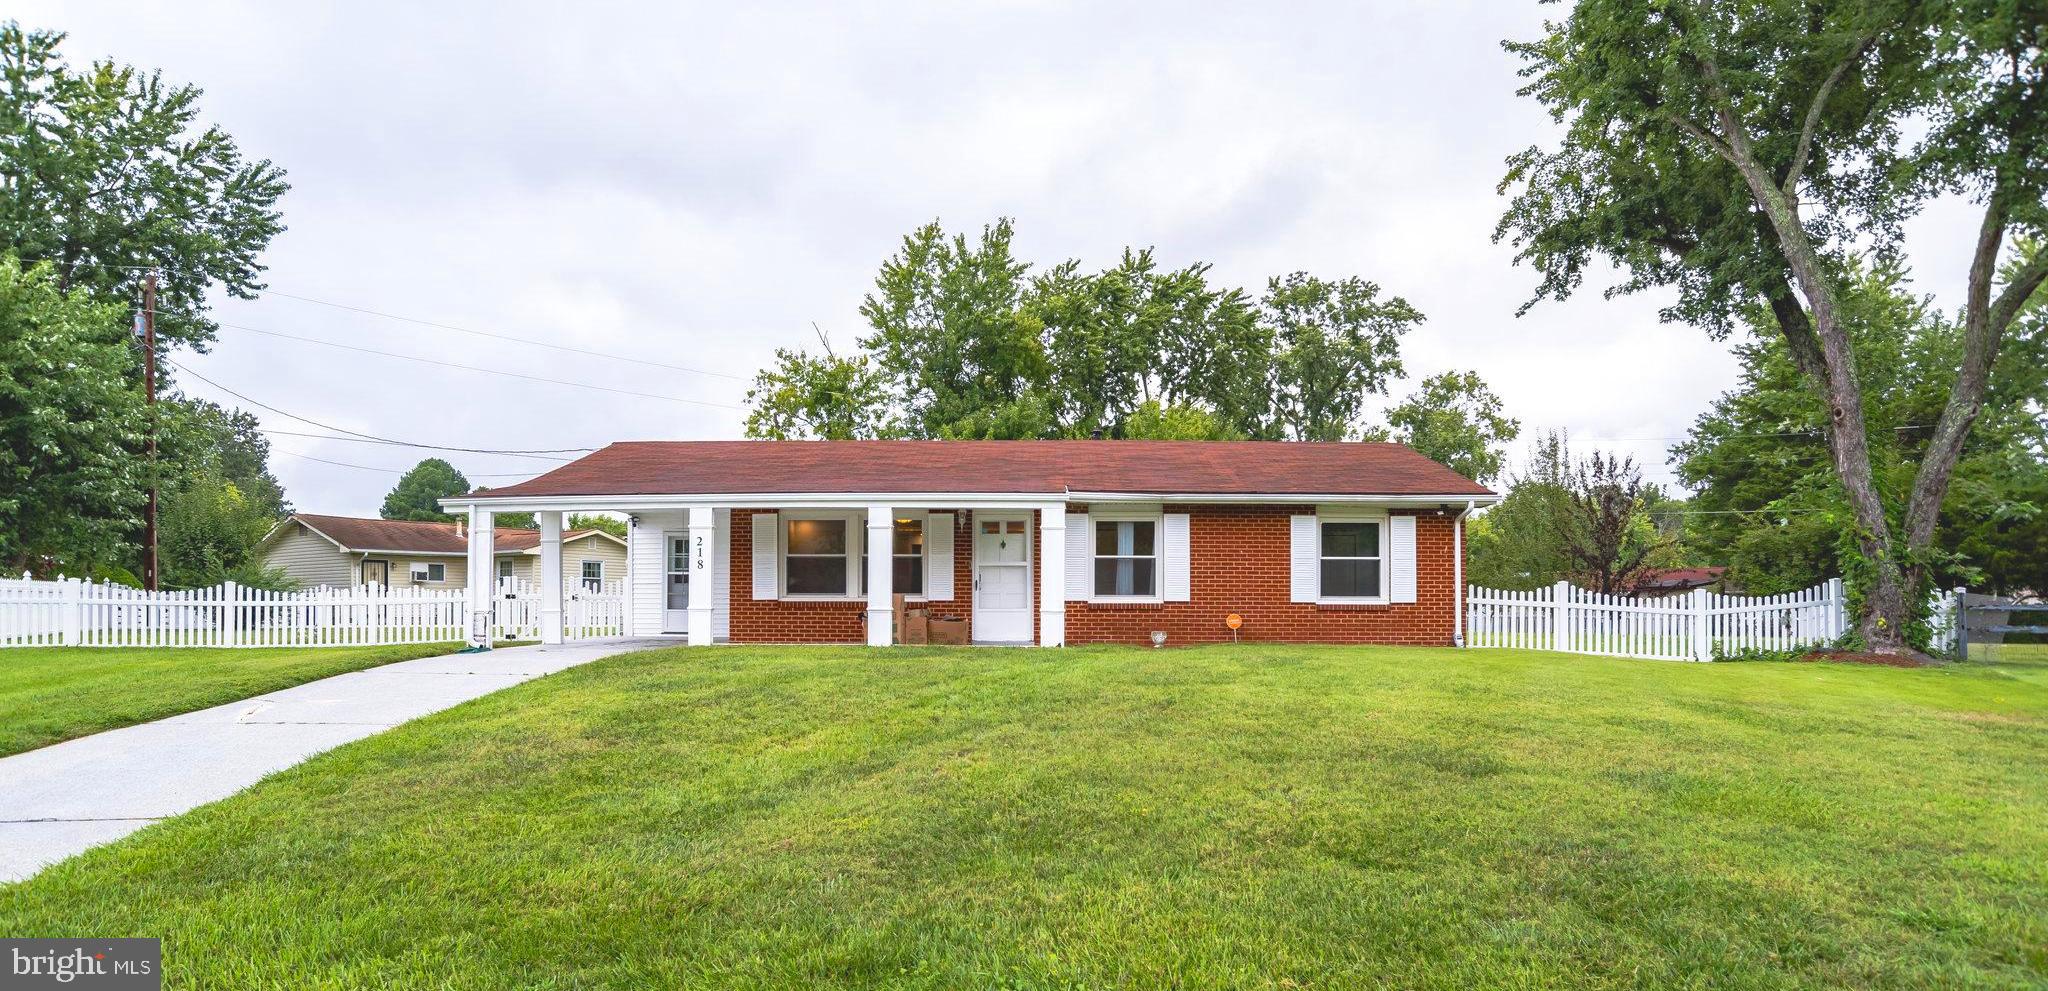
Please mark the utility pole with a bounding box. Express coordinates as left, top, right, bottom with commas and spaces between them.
142, 270, 159, 591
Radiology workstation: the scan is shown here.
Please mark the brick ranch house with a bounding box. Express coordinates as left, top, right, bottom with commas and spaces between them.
437, 440, 1498, 648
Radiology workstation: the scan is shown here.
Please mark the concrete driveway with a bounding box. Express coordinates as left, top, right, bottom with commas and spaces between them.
0, 638, 671, 883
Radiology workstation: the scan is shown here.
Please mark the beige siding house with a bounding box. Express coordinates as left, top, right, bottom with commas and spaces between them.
257, 514, 625, 590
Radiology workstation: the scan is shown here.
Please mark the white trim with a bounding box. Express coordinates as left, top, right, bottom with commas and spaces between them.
579, 559, 605, 587
925, 513, 955, 601
1315, 514, 1390, 605
779, 510, 863, 601
1064, 512, 1092, 602
441, 491, 1499, 512
1087, 511, 1165, 604
970, 510, 1035, 644
1066, 492, 1499, 506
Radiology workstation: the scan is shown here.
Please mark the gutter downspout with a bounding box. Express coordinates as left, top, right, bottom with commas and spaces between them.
1453, 500, 1476, 647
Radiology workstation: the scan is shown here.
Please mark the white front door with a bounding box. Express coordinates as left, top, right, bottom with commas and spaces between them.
663, 534, 689, 633
972, 512, 1033, 643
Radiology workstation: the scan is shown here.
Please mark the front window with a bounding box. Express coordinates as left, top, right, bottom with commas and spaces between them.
496, 559, 514, 581
581, 560, 604, 591
861, 517, 926, 597
1320, 520, 1382, 599
1093, 519, 1157, 597
412, 562, 446, 584
784, 517, 850, 596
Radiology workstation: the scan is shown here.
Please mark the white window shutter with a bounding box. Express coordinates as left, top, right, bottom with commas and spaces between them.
925, 513, 954, 600
1290, 515, 1319, 603
751, 512, 779, 600
1390, 514, 1417, 603
1163, 513, 1191, 601
1065, 513, 1091, 600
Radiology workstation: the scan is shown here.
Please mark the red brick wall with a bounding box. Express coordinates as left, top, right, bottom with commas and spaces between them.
728, 508, 982, 644
730, 508, 866, 643
1064, 505, 1457, 646
725, 505, 1458, 646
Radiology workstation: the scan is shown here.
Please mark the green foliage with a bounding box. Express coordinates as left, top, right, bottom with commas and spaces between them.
857, 220, 1050, 439
1497, 0, 2048, 649
566, 513, 626, 539
743, 344, 899, 440
1264, 272, 1415, 441
747, 219, 1424, 443
380, 459, 469, 523
1121, 401, 1245, 441
1672, 262, 2048, 598
157, 471, 292, 590
1469, 432, 1679, 592
1376, 370, 1520, 483
157, 399, 289, 520
0, 23, 288, 350
0, 257, 145, 574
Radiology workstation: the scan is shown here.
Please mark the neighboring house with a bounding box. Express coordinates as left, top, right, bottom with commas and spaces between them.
1630, 566, 1729, 597
438, 440, 1500, 647
257, 514, 626, 591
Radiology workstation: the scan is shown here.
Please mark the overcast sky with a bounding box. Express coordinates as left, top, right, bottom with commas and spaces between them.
23, 2, 1986, 514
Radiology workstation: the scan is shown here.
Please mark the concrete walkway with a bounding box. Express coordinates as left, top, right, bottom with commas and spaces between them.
0, 638, 669, 883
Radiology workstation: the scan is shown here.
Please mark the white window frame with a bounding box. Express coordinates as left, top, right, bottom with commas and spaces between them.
1089, 507, 1164, 604
1317, 510, 1389, 604
412, 561, 447, 584
580, 560, 604, 591
779, 510, 862, 600
495, 558, 514, 581
860, 516, 928, 601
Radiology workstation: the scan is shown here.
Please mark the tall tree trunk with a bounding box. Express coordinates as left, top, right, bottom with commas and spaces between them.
1712, 115, 1916, 652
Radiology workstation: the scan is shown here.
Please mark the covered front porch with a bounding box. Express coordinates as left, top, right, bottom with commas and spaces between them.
442, 496, 1072, 649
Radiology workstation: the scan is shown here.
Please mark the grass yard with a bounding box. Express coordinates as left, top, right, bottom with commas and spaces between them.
3, 644, 2044, 989
0, 643, 464, 757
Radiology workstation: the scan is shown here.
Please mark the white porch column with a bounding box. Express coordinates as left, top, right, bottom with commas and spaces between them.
1038, 503, 1066, 647
464, 506, 494, 649
687, 505, 715, 646
539, 510, 565, 644
866, 504, 893, 646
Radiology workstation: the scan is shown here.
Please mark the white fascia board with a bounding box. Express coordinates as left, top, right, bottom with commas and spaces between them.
1065, 492, 1502, 507
439, 492, 1073, 513
440, 490, 1501, 513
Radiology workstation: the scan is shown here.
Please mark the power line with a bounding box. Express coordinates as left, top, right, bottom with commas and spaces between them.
213, 320, 746, 411
257, 288, 750, 381
164, 358, 586, 460
272, 447, 537, 478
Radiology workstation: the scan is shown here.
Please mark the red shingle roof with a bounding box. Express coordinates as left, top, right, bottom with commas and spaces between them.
467, 441, 1494, 500
290, 514, 604, 553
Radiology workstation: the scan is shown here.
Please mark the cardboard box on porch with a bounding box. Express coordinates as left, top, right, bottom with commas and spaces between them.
926, 615, 967, 645
892, 593, 930, 644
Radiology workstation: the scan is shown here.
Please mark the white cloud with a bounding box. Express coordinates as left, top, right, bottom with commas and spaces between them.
18, 0, 1985, 510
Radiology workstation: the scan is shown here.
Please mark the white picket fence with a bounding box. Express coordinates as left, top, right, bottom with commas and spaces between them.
0, 575, 625, 649
1465, 578, 1848, 662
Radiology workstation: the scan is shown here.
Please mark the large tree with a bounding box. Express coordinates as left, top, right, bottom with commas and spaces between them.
748, 219, 1420, 442
381, 459, 470, 523
0, 23, 288, 350
1498, 1, 2048, 654
1674, 260, 2048, 598
0, 257, 144, 574
1370, 370, 1521, 484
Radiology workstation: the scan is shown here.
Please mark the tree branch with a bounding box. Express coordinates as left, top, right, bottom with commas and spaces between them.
1903, 193, 2047, 551
1785, 31, 1878, 197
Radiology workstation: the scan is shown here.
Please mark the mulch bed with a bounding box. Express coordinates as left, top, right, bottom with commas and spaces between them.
1798, 650, 1935, 668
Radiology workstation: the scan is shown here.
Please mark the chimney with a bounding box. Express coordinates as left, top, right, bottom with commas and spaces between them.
455, 518, 465, 540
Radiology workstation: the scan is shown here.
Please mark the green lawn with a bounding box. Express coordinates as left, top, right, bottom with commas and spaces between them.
0, 643, 463, 757
3, 645, 2044, 989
